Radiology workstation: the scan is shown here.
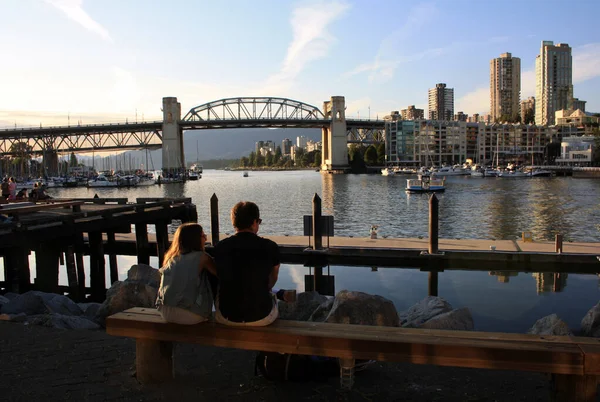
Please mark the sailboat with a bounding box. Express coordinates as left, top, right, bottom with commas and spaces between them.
526, 135, 552, 177
188, 140, 202, 180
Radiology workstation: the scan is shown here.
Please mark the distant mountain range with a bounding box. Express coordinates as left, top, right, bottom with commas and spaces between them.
78, 127, 321, 169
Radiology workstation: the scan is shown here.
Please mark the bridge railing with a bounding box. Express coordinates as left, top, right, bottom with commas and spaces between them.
0, 120, 163, 131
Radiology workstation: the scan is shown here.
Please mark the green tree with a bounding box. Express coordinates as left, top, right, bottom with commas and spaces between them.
10, 141, 32, 176
239, 156, 249, 168
313, 150, 322, 168
248, 151, 256, 167
265, 151, 273, 167
254, 153, 265, 167
364, 145, 378, 165
274, 146, 282, 165
376, 143, 386, 164
294, 148, 305, 167
69, 152, 78, 167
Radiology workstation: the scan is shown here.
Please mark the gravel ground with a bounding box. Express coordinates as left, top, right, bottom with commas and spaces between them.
0, 321, 587, 402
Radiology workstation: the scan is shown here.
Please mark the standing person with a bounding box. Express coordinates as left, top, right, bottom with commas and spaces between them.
8, 177, 16, 199
156, 223, 216, 324
214, 201, 281, 326
1, 178, 9, 200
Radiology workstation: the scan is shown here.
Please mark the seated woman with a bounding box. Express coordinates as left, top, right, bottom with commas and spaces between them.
156, 223, 216, 324
15, 189, 27, 200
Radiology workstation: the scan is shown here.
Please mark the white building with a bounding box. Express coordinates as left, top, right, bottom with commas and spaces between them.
296, 136, 308, 149
555, 136, 594, 166
535, 41, 573, 125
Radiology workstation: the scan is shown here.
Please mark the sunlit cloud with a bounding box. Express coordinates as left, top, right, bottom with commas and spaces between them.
45, 0, 112, 41
263, 1, 350, 93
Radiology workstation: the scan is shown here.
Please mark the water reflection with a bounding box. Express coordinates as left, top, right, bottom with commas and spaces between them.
532, 272, 568, 294
489, 271, 518, 283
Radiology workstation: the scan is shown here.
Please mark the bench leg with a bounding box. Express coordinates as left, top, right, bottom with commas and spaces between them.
136, 339, 174, 384
339, 358, 355, 390
550, 374, 598, 402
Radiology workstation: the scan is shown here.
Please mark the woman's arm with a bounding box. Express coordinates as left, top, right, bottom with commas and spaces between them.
199, 253, 217, 277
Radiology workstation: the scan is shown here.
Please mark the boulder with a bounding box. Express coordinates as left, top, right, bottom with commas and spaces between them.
581, 302, 600, 337
419, 307, 474, 331
78, 303, 102, 321
43, 294, 82, 316
278, 291, 328, 321
95, 281, 158, 325
127, 264, 161, 288
3, 292, 20, 301
1, 291, 49, 316
0, 295, 9, 306
308, 298, 335, 323
324, 290, 399, 327
27, 313, 100, 330
399, 296, 453, 328
528, 314, 571, 336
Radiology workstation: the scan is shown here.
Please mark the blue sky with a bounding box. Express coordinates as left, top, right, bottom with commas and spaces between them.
1, 0, 599, 127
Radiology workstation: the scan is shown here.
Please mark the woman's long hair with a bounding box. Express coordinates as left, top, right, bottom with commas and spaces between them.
162, 223, 204, 267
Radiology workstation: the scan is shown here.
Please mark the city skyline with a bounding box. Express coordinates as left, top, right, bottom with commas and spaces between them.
1, 0, 599, 128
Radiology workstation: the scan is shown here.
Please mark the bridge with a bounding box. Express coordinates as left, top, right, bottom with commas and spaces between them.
0, 96, 384, 174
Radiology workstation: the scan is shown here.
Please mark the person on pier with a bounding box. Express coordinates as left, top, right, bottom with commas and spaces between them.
156, 223, 217, 324
214, 201, 290, 326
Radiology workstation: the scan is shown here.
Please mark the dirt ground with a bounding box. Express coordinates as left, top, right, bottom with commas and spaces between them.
0, 321, 590, 402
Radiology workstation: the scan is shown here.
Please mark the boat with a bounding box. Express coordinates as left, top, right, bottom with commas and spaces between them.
87, 175, 118, 188
528, 169, 552, 177
406, 175, 446, 193
498, 169, 530, 178
470, 166, 485, 177
432, 165, 470, 177
188, 171, 200, 180
381, 168, 396, 176
243, 171, 249, 177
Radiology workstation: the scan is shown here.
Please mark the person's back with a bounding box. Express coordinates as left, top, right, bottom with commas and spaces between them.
215, 232, 279, 323
1, 180, 9, 199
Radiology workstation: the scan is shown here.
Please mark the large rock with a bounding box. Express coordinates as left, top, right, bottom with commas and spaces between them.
0, 295, 9, 306
27, 313, 100, 330
581, 302, 600, 337
399, 296, 454, 328
78, 303, 102, 321
419, 308, 474, 331
308, 298, 335, 323
528, 314, 571, 336
127, 264, 161, 288
95, 281, 158, 325
324, 290, 399, 327
278, 291, 328, 321
1, 291, 49, 315
43, 294, 82, 316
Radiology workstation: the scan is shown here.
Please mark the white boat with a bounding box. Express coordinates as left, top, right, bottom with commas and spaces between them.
498, 169, 530, 178
406, 175, 446, 193
87, 175, 118, 188
432, 165, 470, 177
526, 168, 553, 177
188, 171, 200, 180
470, 166, 485, 177
381, 168, 396, 176
243, 171, 249, 177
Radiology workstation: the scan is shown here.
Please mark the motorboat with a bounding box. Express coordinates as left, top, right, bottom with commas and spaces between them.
498, 169, 530, 178
406, 175, 446, 193
432, 165, 470, 177
381, 168, 396, 176
188, 171, 200, 180
243, 171, 249, 177
526, 168, 553, 177
87, 175, 118, 188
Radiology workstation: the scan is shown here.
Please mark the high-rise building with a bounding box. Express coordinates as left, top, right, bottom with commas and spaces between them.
490, 52, 521, 122
428, 83, 454, 120
535, 41, 573, 125
282, 138, 292, 156
400, 105, 424, 120
255, 141, 264, 154
521, 97, 535, 124
454, 111, 468, 122
572, 98, 586, 112
296, 136, 308, 149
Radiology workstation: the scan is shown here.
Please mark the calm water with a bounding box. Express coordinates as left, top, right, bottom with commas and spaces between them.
3, 170, 600, 332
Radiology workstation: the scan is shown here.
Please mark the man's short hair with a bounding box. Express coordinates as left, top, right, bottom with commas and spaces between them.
231, 201, 260, 230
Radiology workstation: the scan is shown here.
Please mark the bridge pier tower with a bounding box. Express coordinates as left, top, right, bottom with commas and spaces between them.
162, 97, 185, 177
321, 96, 349, 173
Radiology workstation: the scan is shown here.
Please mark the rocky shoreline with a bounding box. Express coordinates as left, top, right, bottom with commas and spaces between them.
1, 263, 599, 338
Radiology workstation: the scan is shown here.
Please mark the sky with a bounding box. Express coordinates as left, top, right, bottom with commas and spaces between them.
1, 0, 599, 128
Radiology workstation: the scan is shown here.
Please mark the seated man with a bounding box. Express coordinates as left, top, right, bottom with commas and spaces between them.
214, 201, 280, 326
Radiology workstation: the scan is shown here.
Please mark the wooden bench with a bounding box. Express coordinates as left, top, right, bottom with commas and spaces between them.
107, 307, 600, 401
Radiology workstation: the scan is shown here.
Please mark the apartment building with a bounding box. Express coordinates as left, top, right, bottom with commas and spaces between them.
428, 83, 454, 120
535, 41, 573, 125
490, 52, 521, 122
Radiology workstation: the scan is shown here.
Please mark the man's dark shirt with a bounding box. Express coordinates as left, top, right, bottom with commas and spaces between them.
215, 232, 280, 322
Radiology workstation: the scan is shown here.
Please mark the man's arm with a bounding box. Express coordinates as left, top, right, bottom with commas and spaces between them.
268, 264, 280, 290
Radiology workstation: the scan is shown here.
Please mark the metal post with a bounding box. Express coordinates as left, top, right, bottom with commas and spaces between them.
210, 193, 219, 246
312, 193, 322, 250
555, 234, 563, 254
428, 193, 439, 254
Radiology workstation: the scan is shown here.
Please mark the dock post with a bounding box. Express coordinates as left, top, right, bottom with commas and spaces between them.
106, 231, 119, 284
555, 234, 563, 254
428, 193, 439, 254
210, 193, 219, 246
88, 231, 106, 302
135, 222, 151, 265
3, 248, 31, 293
34, 242, 60, 294
155, 220, 169, 267
65, 245, 79, 300
74, 233, 86, 299
312, 193, 322, 250
428, 272, 439, 297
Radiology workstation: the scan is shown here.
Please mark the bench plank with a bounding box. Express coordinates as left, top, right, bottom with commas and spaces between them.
107, 308, 585, 376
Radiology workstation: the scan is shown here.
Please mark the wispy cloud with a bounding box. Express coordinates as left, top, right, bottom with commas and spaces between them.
573, 43, 600, 83
45, 0, 112, 41
263, 1, 350, 93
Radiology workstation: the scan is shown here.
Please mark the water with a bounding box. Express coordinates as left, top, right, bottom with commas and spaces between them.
4, 170, 600, 332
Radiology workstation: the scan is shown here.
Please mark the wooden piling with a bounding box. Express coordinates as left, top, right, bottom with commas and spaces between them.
34, 242, 60, 294
3, 248, 30, 293
155, 220, 169, 268
428, 193, 439, 255
65, 245, 79, 300
555, 234, 563, 254
312, 193, 322, 250
210, 193, 219, 246
135, 222, 150, 265
74, 233, 86, 299
428, 271, 439, 297
88, 231, 106, 302
106, 231, 119, 284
